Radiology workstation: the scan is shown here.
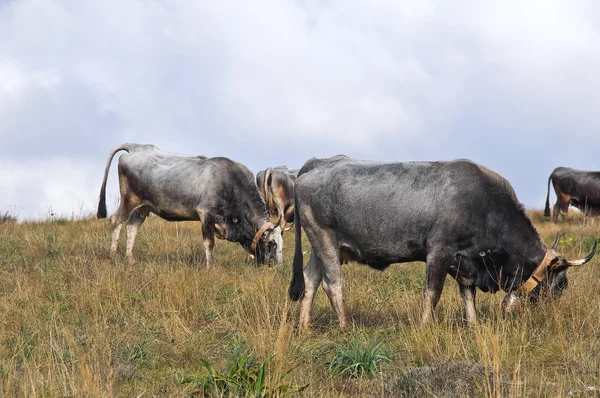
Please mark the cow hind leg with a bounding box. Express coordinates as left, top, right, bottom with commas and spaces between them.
109, 223, 123, 257
125, 210, 146, 264
320, 262, 348, 329
553, 202, 568, 223
109, 174, 140, 258
553, 194, 570, 223
421, 253, 451, 324
305, 232, 346, 328
109, 204, 133, 258
298, 252, 323, 331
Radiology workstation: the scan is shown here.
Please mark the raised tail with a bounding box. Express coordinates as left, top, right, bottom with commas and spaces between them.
288, 189, 305, 301
97, 144, 133, 218
544, 173, 553, 217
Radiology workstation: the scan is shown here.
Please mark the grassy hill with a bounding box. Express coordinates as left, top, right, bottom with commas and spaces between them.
1, 211, 599, 397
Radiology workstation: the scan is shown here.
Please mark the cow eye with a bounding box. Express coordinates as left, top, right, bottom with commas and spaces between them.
232, 217, 238, 223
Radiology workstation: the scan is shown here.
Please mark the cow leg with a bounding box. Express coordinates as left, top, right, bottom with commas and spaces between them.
298, 252, 323, 331
553, 193, 570, 223
310, 239, 347, 328
421, 253, 451, 324
320, 264, 348, 328
198, 212, 216, 268
109, 173, 139, 258
203, 233, 215, 269
553, 201, 566, 223
109, 223, 123, 257
109, 206, 132, 258
459, 284, 477, 324
125, 210, 146, 264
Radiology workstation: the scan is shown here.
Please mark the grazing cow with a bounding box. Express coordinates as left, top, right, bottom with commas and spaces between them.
97, 143, 283, 267
288, 156, 596, 329
544, 167, 600, 222
256, 166, 297, 233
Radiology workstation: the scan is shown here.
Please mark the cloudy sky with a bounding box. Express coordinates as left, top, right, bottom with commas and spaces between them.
1, 0, 599, 220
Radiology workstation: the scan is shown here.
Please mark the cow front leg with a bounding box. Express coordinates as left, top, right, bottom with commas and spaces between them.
459, 284, 477, 325
200, 222, 216, 269
298, 252, 323, 331
125, 210, 146, 264
421, 254, 450, 324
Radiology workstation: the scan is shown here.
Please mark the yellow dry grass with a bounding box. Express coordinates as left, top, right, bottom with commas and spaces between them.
0, 211, 599, 397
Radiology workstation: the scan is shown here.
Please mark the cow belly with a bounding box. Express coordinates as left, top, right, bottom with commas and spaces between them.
340, 243, 426, 269
152, 205, 199, 222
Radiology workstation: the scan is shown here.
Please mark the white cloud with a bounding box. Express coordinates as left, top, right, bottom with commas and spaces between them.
0, 0, 599, 219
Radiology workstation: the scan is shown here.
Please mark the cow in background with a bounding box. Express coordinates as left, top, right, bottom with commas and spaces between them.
545, 167, 600, 222
256, 166, 297, 233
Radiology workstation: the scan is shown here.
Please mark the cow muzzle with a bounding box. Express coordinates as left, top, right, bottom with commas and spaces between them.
250, 221, 275, 254
502, 240, 597, 316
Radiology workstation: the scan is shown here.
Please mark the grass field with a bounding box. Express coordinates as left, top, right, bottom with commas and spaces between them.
1, 211, 599, 397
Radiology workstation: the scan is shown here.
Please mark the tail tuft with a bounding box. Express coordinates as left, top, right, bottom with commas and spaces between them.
288, 279, 305, 301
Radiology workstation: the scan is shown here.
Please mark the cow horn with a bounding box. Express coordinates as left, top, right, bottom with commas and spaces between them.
551, 232, 560, 250
565, 241, 597, 266
271, 214, 282, 229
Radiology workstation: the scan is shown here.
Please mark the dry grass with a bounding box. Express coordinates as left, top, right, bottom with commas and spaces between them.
1, 211, 599, 397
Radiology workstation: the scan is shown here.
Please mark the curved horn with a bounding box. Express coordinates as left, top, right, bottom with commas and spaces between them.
566, 241, 597, 266
551, 232, 560, 250
272, 214, 282, 229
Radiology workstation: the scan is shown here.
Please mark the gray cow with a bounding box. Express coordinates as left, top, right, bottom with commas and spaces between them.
256, 166, 297, 233
97, 143, 283, 267
289, 155, 596, 330
544, 167, 600, 222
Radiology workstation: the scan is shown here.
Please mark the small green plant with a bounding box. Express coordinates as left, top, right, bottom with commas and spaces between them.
559, 235, 575, 247
125, 342, 148, 363
180, 353, 308, 397
327, 334, 392, 379
584, 234, 599, 253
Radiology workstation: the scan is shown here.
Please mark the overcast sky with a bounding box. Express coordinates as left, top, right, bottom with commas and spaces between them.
1, 0, 599, 220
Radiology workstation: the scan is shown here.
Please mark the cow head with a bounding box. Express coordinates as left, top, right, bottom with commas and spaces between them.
250, 216, 283, 267
502, 234, 597, 315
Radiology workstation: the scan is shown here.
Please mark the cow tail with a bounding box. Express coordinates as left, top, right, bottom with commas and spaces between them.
97, 144, 132, 218
544, 173, 552, 217
288, 189, 305, 301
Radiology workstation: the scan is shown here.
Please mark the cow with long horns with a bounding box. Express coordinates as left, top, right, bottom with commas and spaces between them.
544, 166, 600, 222
289, 156, 596, 329
97, 143, 283, 267
256, 166, 297, 233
